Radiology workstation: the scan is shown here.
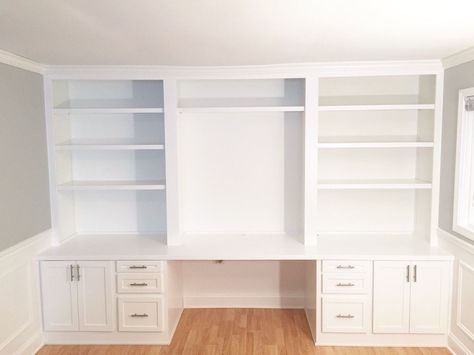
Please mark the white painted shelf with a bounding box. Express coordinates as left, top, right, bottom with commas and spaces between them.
317, 179, 432, 190
54, 107, 164, 114
56, 139, 165, 151
178, 106, 304, 113
318, 104, 435, 112
57, 180, 166, 191
317, 136, 434, 148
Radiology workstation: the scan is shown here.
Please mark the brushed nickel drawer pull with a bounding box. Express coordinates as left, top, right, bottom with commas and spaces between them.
130, 313, 149, 318
130, 282, 148, 287
70, 264, 75, 282
336, 314, 354, 319
336, 282, 355, 287
413, 264, 417, 282
129, 265, 147, 269
336, 265, 355, 269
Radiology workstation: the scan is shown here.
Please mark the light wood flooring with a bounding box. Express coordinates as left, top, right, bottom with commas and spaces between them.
37, 309, 450, 355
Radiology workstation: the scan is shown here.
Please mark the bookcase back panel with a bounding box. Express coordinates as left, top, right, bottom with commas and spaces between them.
179, 111, 303, 235
73, 190, 167, 234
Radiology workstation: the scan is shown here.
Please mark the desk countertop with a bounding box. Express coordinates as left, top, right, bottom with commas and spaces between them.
38, 234, 454, 261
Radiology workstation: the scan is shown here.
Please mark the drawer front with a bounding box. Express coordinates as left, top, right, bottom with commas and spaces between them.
322, 296, 369, 333
116, 261, 163, 273
117, 273, 164, 294
118, 295, 164, 332
322, 260, 371, 274
322, 273, 370, 294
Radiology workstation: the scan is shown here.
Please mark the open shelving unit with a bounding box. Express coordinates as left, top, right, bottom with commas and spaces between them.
315, 75, 438, 240
50, 80, 167, 241
176, 78, 306, 243
45, 67, 442, 247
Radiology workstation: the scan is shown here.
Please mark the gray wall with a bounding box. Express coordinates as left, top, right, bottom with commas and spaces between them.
0, 63, 50, 251
439, 60, 474, 244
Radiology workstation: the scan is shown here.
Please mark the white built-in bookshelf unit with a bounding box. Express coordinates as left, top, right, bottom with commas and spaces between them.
46, 65, 442, 247
51, 80, 167, 241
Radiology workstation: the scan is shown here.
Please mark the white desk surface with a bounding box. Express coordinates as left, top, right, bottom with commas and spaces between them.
38, 234, 453, 261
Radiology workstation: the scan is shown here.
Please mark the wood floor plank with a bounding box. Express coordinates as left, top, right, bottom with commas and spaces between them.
37, 309, 450, 355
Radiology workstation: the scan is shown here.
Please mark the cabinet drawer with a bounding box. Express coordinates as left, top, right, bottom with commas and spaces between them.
116, 261, 163, 273
117, 273, 164, 294
322, 273, 370, 294
322, 260, 371, 274
118, 295, 164, 332
322, 296, 369, 333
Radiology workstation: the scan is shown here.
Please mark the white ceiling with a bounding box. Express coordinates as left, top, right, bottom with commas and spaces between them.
0, 0, 473, 66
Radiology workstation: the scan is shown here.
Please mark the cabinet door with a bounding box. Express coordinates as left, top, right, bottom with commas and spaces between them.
409, 261, 450, 334
373, 261, 411, 333
40, 261, 78, 331
77, 261, 115, 331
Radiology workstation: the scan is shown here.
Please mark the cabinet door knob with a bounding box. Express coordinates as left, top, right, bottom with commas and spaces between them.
130, 313, 149, 318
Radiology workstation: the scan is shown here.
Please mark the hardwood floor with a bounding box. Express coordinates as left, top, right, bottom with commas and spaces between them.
37, 309, 450, 355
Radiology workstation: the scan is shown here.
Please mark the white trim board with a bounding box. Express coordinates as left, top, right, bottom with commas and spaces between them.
183, 296, 305, 309
0, 49, 45, 74
449, 332, 474, 355
438, 228, 474, 255
443, 47, 474, 69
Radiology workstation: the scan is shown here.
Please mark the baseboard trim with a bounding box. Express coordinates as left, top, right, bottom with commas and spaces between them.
448, 332, 474, 355
14, 331, 43, 355
183, 296, 305, 309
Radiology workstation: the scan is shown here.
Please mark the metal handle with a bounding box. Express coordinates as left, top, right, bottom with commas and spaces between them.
130, 282, 148, 287
70, 264, 75, 282
336, 282, 355, 287
336, 265, 355, 270
336, 314, 354, 319
76, 264, 80, 281
406, 264, 410, 282
130, 313, 149, 318
129, 265, 147, 269
413, 264, 417, 283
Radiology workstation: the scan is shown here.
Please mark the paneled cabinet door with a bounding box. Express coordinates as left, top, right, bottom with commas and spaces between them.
373, 261, 410, 333
409, 261, 449, 334
40, 261, 79, 331
77, 261, 115, 331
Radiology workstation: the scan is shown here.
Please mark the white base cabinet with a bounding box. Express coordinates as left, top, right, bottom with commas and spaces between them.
40, 259, 184, 345
315, 259, 451, 346
40, 261, 114, 332
373, 261, 450, 334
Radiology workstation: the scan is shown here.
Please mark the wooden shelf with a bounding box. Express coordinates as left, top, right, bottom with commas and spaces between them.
317, 179, 432, 190
54, 108, 164, 114
56, 139, 165, 151
178, 106, 304, 113
318, 104, 435, 112
57, 180, 166, 191
317, 136, 434, 148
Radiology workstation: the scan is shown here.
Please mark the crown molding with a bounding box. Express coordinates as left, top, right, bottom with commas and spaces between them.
442, 46, 474, 69
44, 60, 442, 79
0, 49, 45, 74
